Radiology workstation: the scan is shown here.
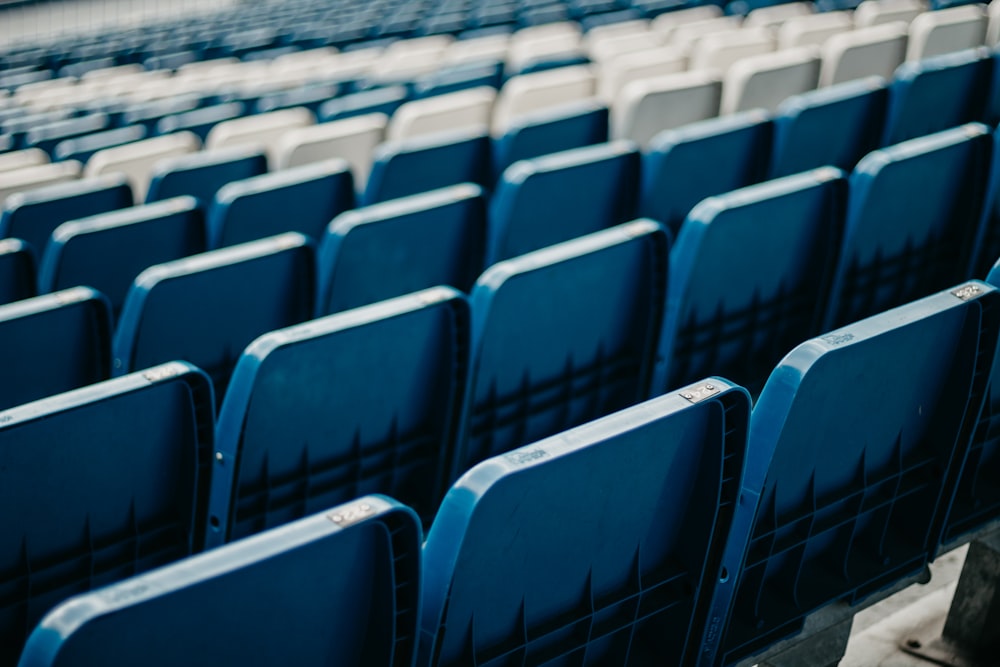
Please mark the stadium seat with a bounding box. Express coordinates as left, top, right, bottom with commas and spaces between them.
650, 4, 724, 36
387, 87, 496, 143
255, 82, 339, 115
211, 287, 468, 545
597, 45, 686, 102
363, 128, 490, 205
0, 286, 111, 411
52, 125, 147, 165
449, 220, 669, 482
745, 0, 815, 28
488, 141, 639, 263
770, 77, 889, 178
0, 148, 48, 174
880, 48, 990, 147
317, 86, 409, 123
655, 167, 848, 396
777, 10, 854, 48
421, 382, 751, 667
492, 65, 596, 134
24, 113, 110, 157
712, 281, 1000, 666
84, 132, 201, 202
491, 100, 608, 177
0, 161, 81, 209
208, 159, 354, 248
204, 107, 315, 162
906, 4, 987, 61
0, 361, 214, 666
854, 0, 926, 27
612, 70, 723, 148
145, 145, 268, 206
0, 237, 35, 306
690, 26, 775, 73
825, 123, 992, 330
275, 113, 387, 185
640, 110, 773, 237
156, 102, 245, 142
0, 174, 133, 257
318, 183, 486, 314
819, 22, 909, 87
412, 62, 504, 99
114, 233, 315, 399
668, 15, 744, 49
720, 47, 821, 114
19, 496, 421, 667
39, 197, 205, 319
119, 95, 203, 131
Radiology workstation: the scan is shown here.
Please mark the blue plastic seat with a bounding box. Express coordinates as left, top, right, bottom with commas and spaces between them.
39, 197, 205, 319
52, 125, 147, 164
422, 381, 751, 667
712, 280, 1000, 666
769, 77, 888, 179
0, 361, 214, 666
0, 285, 112, 410
20, 496, 419, 667
450, 220, 669, 481
211, 287, 467, 545
114, 233, 315, 400
970, 127, 1000, 278
0, 175, 133, 258
363, 128, 491, 205
208, 158, 354, 248
318, 86, 409, 123
156, 102, 245, 142
488, 141, 639, 263
656, 167, 848, 397
317, 183, 487, 315
0, 238, 35, 306
25, 113, 110, 156
825, 123, 992, 330
881, 49, 991, 147
491, 100, 609, 178
640, 110, 773, 237
145, 145, 267, 206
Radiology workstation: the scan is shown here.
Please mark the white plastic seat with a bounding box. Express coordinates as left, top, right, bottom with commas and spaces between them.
444, 34, 510, 65
906, 4, 987, 61
372, 35, 454, 82
275, 113, 387, 185
721, 46, 821, 114
589, 31, 664, 62
511, 21, 582, 47
745, 1, 815, 29
612, 70, 722, 147
0, 148, 49, 174
84, 132, 201, 200
0, 161, 81, 207
599, 46, 687, 100
387, 87, 496, 141
492, 65, 597, 134
507, 33, 583, 72
777, 11, 855, 49
651, 5, 724, 39
988, 0, 1000, 46
819, 22, 908, 86
204, 107, 315, 162
670, 16, 745, 52
854, 0, 926, 27
690, 27, 775, 73
585, 19, 651, 45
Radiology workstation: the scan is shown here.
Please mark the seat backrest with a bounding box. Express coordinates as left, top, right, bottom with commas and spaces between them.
690, 27, 776, 74
492, 65, 597, 134
317, 86, 409, 123
114, 232, 315, 400
714, 280, 1000, 666
770, 76, 888, 178
825, 123, 992, 329
777, 10, 854, 48
145, 145, 267, 206
854, 0, 925, 27
24, 113, 109, 156
0, 361, 214, 665
451, 220, 669, 482
819, 22, 908, 87
0, 148, 49, 175
0, 238, 34, 306
204, 107, 315, 161
491, 100, 608, 177
318, 183, 487, 315
276, 112, 387, 187
721, 46, 821, 115
612, 70, 722, 149
906, 4, 987, 61
422, 382, 751, 667
657, 167, 847, 397
84, 132, 200, 202
599, 45, 687, 102
387, 87, 496, 142
39, 197, 205, 319
640, 110, 772, 237
0, 162, 81, 211
488, 141, 639, 263
0, 175, 133, 257
155, 102, 245, 142
53, 125, 147, 165
0, 287, 112, 411
208, 158, 354, 248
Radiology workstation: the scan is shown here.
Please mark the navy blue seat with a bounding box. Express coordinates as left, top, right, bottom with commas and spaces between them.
450, 220, 669, 482
0, 361, 214, 666
825, 123, 991, 330
970, 126, 1000, 278
363, 128, 491, 205
656, 167, 848, 397
211, 287, 468, 545
24, 113, 110, 156
52, 125, 146, 164
712, 281, 1000, 666
640, 110, 773, 237
39, 197, 205, 319
145, 145, 267, 206
19, 496, 419, 667
0, 238, 35, 306
156, 102, 245, 142
208, 158, 354, 248
0, 286, 112, 410
492, 99, 609, 180
0, 174, 133, 257
318, 86, 409, 122
114, 233, 315, 400
422, 382, 751, 667
318, 183, 487, 315
881, 48, 991, 147
488, 141, 638, 263
769, 77, 888, 179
